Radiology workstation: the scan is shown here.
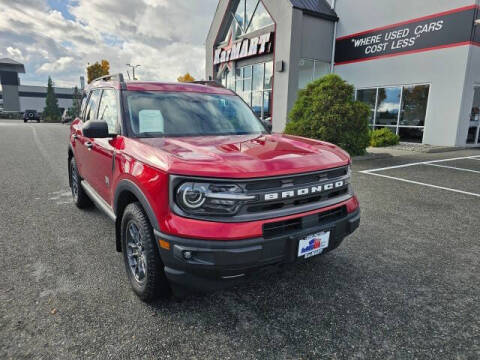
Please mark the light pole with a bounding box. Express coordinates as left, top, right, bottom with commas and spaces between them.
126, 64, 141, 80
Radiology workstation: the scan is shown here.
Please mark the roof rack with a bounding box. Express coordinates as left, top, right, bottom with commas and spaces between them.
191, 80, 225, 88
91, 73, 126, 89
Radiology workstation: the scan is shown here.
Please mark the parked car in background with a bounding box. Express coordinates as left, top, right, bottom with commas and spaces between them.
62, 109, 73, 124
23, 110, 40, 123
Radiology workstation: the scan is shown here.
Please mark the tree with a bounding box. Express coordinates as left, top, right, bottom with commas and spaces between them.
43, 77, 61, 122
284, 74, 370, 156
68, 86, 82, 118
87, 60, 110, 83
177, 73, 195, 83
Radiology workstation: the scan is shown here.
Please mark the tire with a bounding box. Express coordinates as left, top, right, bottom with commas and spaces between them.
70, 157, 92, 209
121, 202, 170, 302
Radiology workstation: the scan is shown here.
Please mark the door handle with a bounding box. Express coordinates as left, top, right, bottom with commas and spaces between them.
85, 141, 93, 150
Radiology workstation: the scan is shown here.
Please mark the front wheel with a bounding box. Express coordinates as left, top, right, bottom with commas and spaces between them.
121, 203, 170, 302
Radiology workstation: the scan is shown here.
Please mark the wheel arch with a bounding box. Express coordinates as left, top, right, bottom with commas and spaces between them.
114, 179, 160, 252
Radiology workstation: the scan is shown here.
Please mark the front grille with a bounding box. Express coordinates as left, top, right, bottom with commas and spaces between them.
242, 166, 350, 215
263, 206, 347, 239
244, 166, 348, 192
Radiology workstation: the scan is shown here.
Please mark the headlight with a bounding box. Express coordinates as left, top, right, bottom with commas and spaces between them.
175, 182, 255, 216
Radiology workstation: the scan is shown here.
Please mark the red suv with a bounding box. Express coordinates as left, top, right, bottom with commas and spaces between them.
68, 74, 360, 301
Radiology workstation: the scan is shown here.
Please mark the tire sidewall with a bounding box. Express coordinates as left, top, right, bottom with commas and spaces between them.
121, 203, 168, 301
70, 158, 80, 203
122, 211, 148, 294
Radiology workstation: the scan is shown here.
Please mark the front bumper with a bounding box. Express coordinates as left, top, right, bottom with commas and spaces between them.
154, 207, 360, 292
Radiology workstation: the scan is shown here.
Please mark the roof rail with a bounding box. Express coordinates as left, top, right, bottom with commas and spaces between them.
191, 80, 225, 88
91, 73, 126, 89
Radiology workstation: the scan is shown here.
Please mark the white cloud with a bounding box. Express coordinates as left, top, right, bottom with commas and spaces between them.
6, 47, 26, 61
0, 0, 218, 86
37, 57, 74, 73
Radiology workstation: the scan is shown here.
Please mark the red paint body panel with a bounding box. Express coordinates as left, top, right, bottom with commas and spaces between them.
163, 196, 359, 240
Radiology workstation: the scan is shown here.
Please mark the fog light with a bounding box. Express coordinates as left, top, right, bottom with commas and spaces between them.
183, 251, 193, 260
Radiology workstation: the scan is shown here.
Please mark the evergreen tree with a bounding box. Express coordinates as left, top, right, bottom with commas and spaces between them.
68, 86, 81, 118
43, 77, 61, 122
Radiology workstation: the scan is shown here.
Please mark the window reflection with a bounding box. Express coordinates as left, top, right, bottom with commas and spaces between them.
357, 89, 377, 124
356, 84, 431, 143
230, 0, 273, 35
376, 87, 401, 126
400, 85, 429, 126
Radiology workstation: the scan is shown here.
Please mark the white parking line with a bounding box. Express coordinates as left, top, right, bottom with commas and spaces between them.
425, 163, 480, 174
359, 155, 480, 174
359, 155, 480, 198
363, 172, 480, 198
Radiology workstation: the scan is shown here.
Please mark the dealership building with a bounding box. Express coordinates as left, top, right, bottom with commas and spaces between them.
206, 0, 480, 146
0, 58, 75, 114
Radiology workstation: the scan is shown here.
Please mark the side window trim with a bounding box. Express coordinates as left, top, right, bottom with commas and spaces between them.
81, 92, 91, 121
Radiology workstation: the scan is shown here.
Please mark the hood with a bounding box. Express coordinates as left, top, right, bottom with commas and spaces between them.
128, 133, 350, 178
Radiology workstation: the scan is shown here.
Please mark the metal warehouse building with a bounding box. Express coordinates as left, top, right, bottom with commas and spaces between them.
206, 0, 480, 147
0, 58, 74, 114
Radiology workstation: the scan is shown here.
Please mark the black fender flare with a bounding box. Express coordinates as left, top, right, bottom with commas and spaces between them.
114, 179, 160, 232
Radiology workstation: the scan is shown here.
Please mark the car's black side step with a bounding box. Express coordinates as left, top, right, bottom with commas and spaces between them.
81, 180, 116, 222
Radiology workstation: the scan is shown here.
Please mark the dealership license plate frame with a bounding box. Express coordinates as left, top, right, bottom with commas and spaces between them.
297, 231, 330, 259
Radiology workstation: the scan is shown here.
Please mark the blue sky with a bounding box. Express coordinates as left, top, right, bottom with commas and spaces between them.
0, 0, 219, 88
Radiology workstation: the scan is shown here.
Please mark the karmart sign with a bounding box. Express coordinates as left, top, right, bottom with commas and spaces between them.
214, 32, 274, 65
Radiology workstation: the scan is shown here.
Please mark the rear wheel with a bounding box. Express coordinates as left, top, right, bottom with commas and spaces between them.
121, 202, 170, 302
70, 157, 92, 209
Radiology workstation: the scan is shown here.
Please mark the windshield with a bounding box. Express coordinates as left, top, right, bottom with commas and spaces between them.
125, 91, 267, 137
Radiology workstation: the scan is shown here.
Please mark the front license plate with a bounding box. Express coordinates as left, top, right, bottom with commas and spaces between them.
297, 231, 330, 259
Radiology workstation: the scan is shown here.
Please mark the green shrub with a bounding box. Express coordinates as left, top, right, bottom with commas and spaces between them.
370, 127, 400, 147
284, 74, 370, 156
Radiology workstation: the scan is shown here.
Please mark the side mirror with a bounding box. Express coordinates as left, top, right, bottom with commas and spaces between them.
82, 121, 110, 138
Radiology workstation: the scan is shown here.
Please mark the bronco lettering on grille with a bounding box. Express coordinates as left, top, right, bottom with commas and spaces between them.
263, 180, 345, 201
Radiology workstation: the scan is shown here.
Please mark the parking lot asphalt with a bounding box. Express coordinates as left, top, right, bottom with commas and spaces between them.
1, 120, 479, 359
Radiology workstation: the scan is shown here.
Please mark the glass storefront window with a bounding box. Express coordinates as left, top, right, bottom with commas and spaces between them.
400, 85, 430, 126
376, 87, 401, 126
230, 0, 273, 35
356, 89, 377, 125
313, 61, 330, 81
466, 127, 478, 144
398, 127, 423, 143
252, 63, 264, 91
264, 62, 273, 90
233, 61, 273, 120
248, 1, 274, 32
467, 86, 480, 144
298, 59, 314, 90
356, 84, 430, 143
252, 91, 263, 117
263, 91, 272, 118
298, 59, 330, 89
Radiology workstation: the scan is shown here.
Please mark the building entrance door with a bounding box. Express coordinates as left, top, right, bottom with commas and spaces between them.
467, 86, 480, 145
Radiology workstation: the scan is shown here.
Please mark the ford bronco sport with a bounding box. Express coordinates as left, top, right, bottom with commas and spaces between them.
68, 74, 360, 301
